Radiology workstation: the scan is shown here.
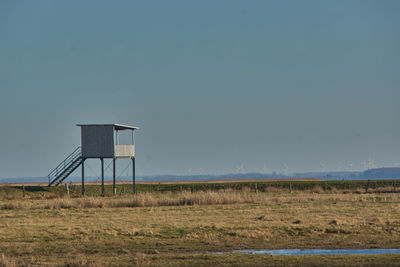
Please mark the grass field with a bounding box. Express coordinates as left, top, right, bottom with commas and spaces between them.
1, 179, 399, 199
1, 181, 400, 266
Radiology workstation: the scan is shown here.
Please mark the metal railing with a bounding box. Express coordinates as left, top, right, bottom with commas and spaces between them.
48, 146, 81, 184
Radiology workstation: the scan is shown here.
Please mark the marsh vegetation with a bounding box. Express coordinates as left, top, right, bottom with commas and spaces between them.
0, 182, 400, 266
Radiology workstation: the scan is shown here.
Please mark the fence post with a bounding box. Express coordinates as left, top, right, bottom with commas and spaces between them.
66, 184, 70, 197
393, 180, 396, 193
22, 185, 26, 198
365, 179, 370, 193
289, 181, 292, 193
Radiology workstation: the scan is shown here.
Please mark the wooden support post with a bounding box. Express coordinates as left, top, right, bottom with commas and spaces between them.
81, 159, 85, 196
22, 185, 26, 198
393, 180, 396, 193
66, 184, 70, 197
132, 157, 136, 194
101, 158, 105, 197
289, 181, 292, 193
255, 183, 258, 193
113, 158, 116, 196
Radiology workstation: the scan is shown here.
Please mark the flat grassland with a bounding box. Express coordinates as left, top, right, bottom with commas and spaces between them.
0, 182, 400, 266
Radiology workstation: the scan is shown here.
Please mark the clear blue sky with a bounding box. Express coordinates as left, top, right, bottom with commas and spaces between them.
1, 0, 399, 179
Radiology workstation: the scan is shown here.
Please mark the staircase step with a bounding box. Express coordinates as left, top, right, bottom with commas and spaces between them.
48, 147, 82, 186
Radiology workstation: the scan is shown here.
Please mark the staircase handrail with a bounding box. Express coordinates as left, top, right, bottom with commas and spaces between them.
47, 146, 81, 182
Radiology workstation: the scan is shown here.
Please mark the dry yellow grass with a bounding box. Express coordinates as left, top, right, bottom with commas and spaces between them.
0, 254, 16, 267
1, 191, 268, 210
2, 191, 399, 210
0, 191, 399, 266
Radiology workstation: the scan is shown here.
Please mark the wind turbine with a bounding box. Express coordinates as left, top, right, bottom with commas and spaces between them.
236, 163, 245, 174
348, 162, 353, 171
262, 162, 268, 173
319, 161, 326, 172
361, 161, 368, 170
367, 158, 376, 169
283, 163, 290, 176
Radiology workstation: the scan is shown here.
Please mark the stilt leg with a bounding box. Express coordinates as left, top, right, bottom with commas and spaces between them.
101, 158, 104, 196
132, 157, 136, 194
113, 158, 116, 196
81, 158, 85, 196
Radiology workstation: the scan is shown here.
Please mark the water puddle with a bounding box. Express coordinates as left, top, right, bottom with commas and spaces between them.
214, 249, 400, 255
